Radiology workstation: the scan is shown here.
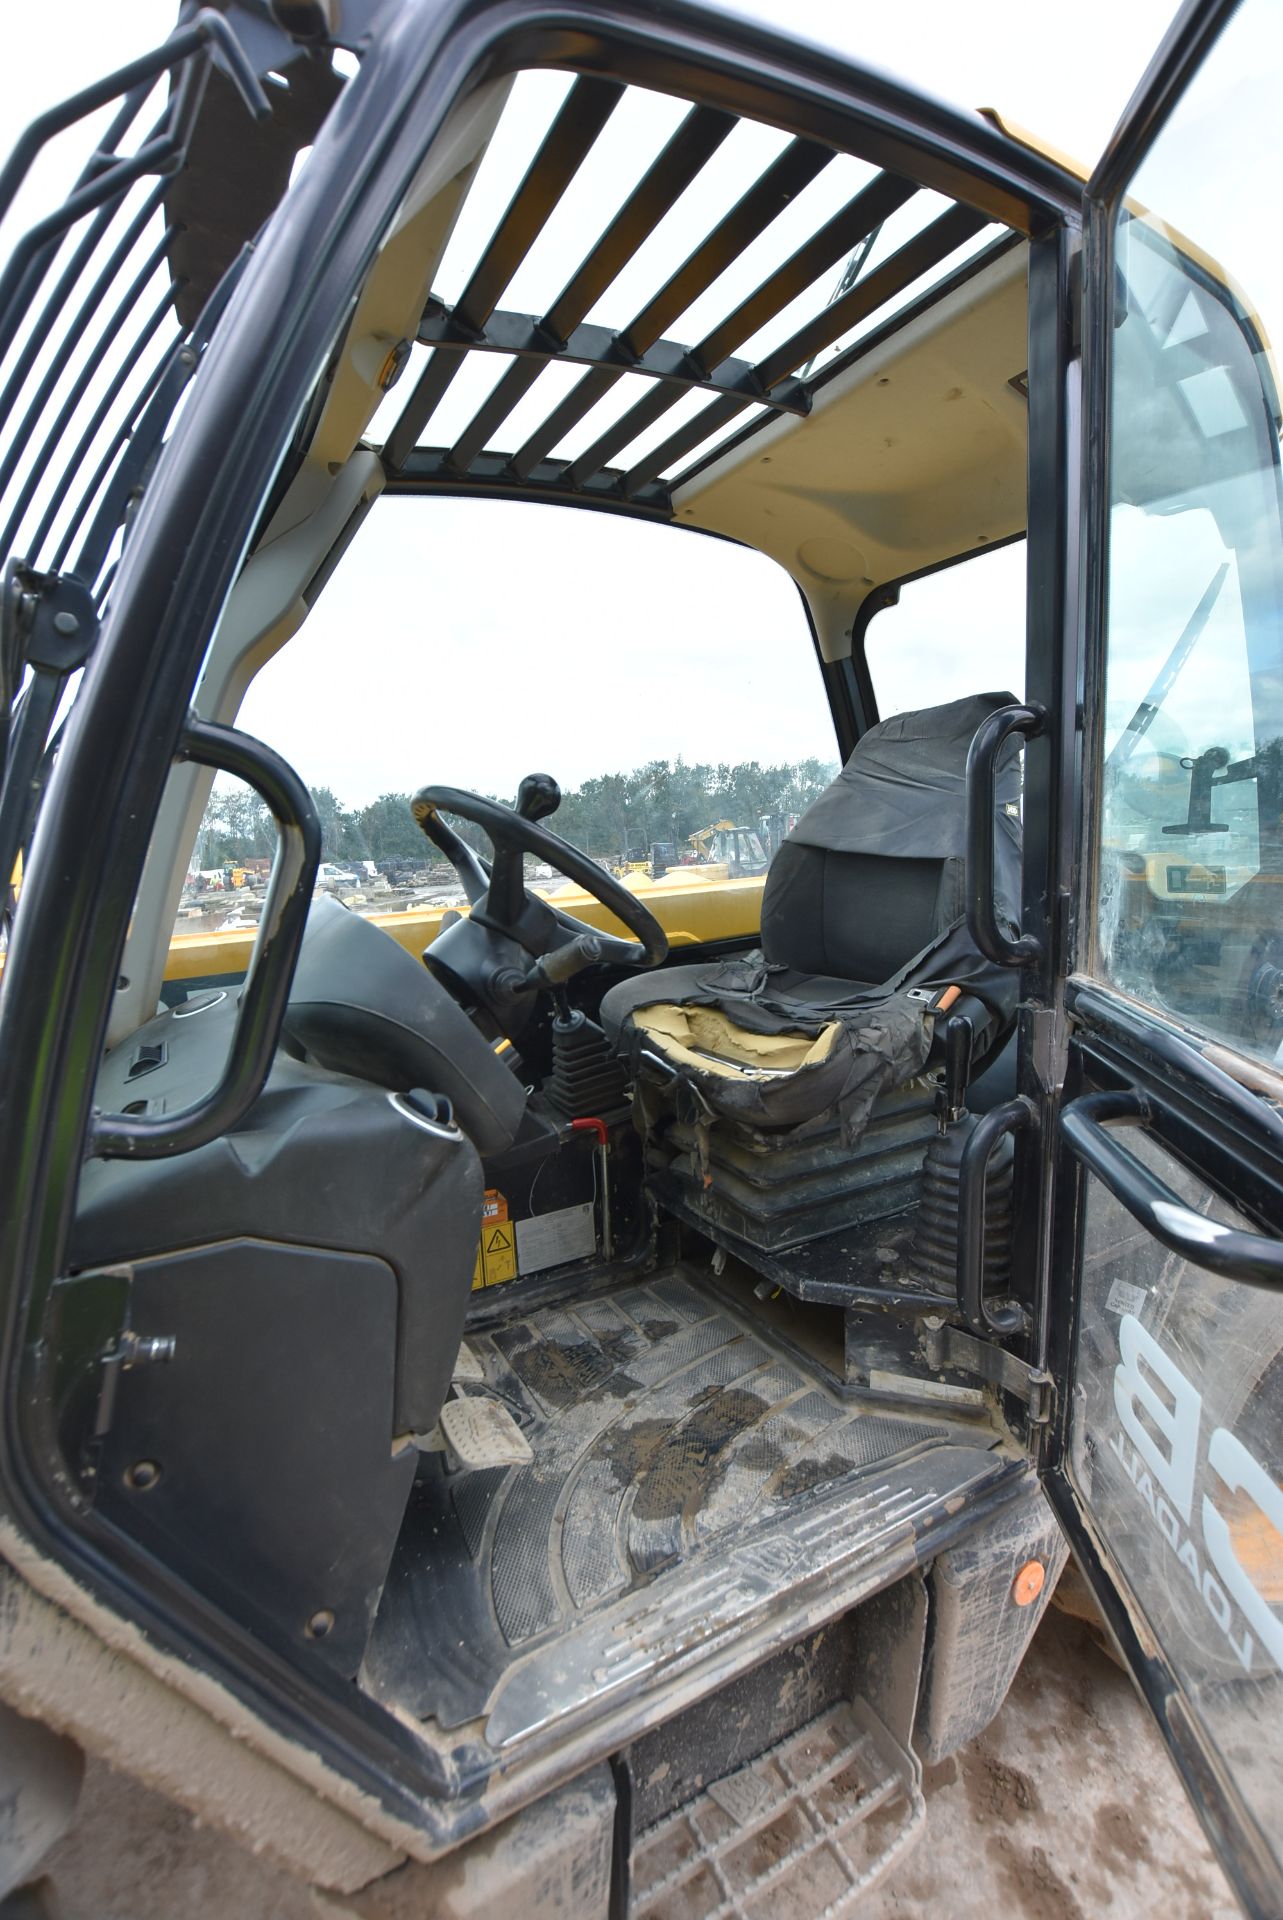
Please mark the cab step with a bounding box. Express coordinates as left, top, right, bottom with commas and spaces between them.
631, 1699, 924, 1919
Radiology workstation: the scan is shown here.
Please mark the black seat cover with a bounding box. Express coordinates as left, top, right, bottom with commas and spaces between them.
282, 895, 525, 1155
758, 690, 1022, 999
601, 693, 1023, 1132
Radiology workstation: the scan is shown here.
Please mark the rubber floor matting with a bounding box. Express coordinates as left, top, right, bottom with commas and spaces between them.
363, 1270, 997, 1733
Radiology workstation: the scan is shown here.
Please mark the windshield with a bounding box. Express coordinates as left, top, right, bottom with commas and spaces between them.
167, 497, 836, 954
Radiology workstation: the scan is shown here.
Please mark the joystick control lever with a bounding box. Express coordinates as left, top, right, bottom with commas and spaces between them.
937, 1014, 974, 1133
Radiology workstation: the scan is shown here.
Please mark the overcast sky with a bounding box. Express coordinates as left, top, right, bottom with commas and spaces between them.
3, 0, 1196, 809
0, 1, 1180, 169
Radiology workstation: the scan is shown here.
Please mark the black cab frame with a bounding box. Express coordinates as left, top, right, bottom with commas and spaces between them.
1, 2, 1281, 1914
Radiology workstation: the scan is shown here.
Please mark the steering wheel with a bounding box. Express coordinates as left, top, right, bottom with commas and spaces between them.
410, 772, 667, 1043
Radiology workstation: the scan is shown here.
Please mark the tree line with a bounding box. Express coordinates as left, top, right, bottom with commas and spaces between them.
194, 756, 839, 871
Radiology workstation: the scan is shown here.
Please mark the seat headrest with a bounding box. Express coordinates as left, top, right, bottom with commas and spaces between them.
786, 690, 1022, 863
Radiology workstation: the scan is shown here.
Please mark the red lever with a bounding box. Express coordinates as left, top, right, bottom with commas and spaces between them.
571, 1117, 608, 1146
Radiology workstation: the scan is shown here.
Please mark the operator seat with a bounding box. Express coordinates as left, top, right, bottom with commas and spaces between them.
600, 693, 1023, 1176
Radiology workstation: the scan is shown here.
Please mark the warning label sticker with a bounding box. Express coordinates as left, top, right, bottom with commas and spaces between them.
472, 1192, 516, 1287
1105, 1277, 1149, 1319
483, 1223, 517, 1285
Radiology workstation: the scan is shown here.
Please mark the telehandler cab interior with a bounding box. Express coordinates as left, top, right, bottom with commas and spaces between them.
2, 1, 1283, 1915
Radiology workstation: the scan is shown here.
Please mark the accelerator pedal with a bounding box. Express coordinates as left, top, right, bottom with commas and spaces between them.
631, 1699, 924, 1919
451, 1340, 485, 1384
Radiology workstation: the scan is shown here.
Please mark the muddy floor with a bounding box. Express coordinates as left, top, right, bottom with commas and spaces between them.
857, 1608, 1236, 1920
27, 1607, 1238, 1919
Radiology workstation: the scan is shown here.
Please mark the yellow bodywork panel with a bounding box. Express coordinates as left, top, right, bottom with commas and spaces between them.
630, 1002, 838, 1079
163, 872, 767, 983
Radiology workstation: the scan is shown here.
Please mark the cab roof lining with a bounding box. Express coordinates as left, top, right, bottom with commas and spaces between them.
676, 236, 1030, 640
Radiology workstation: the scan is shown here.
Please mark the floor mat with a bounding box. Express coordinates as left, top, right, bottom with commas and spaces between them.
363, 1269, 1004, 1743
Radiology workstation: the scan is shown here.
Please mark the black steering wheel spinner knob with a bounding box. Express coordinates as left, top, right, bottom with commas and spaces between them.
516, 772, 561, 822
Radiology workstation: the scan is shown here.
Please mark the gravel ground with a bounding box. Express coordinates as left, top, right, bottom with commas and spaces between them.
25, 1607, 1239, 1920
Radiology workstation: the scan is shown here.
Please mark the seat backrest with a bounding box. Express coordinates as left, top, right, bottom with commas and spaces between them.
761, 692, 1022, 981
763, 847, 950, 981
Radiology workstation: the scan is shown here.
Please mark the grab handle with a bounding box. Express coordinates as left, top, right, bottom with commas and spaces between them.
957, 1096, 1035, 1335
1062, 1088, 1283, 1292
965, 702, 1045, 967
90, 720, 319, 1159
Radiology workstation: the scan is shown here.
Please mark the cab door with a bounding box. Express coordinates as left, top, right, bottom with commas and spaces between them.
1046, 2, 1283, 1912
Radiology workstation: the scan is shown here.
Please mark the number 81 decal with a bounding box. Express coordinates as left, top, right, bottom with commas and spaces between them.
1110, 1312, 1283, 1673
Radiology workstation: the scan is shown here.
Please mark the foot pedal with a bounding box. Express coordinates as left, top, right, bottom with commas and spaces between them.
451, 1340, 485, 1384
631, 1699, 925, 1919
437, 1394, 532, 1472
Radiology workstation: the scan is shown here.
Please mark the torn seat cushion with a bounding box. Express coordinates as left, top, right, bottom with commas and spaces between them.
605, 956, 933, 1141
632, 1002, 842, 1077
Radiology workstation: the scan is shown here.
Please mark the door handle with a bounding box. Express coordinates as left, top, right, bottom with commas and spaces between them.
1061, 1088, 1283, 1292
90, 719, 320, 1160
965, 702, 1045, 967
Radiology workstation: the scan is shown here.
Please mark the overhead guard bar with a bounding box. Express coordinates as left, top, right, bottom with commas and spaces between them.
565, 166, 920, 492
383, 76, 625, 470
443, 103, 739, 474
621, 202, 987, 496
505, 135, 835, 484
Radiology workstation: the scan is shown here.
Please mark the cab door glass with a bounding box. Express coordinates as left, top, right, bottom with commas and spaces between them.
1095, 4, 1283, 1067
1073, 1132, 1283, 1849
1078, 0, 1283, 1869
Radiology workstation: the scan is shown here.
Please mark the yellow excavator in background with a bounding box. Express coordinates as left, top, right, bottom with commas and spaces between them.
686, 819, 770, 876
611, 820, 769, 881
687, 817, 734, 856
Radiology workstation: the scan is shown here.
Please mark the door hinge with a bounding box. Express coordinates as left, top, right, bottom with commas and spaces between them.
1067, 244, 1083, 359
922, 1318, 1054, 1425
2, 562, 99, 683
1065, 240, 1128, 364
1027, 1002, 1069, 1097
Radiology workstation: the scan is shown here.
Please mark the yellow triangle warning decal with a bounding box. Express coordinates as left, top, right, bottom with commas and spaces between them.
485, 1225, 513, 1255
